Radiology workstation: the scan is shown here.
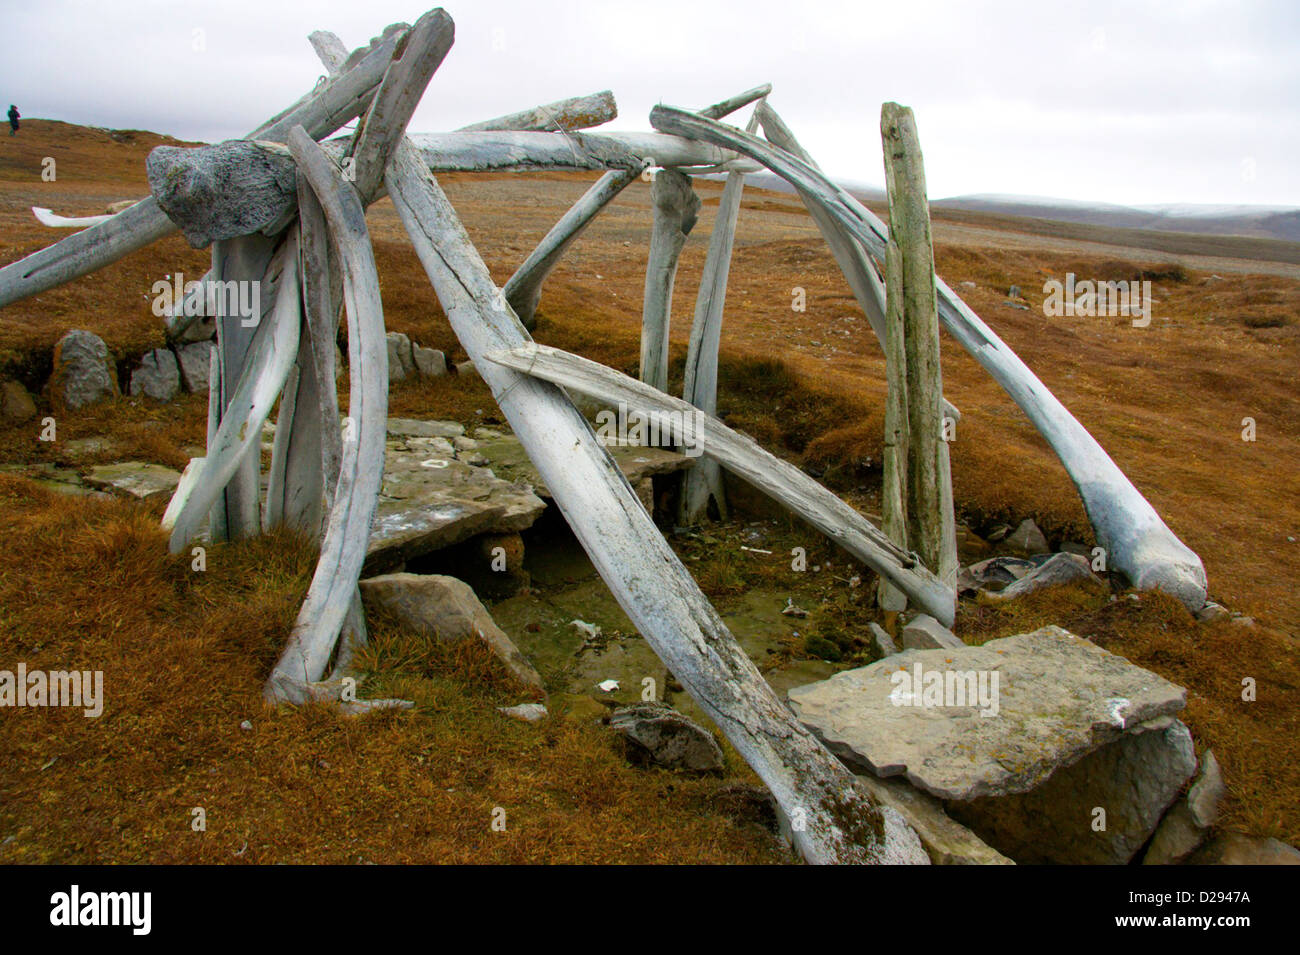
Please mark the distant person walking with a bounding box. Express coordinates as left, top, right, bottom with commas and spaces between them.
7, 105, 18, 136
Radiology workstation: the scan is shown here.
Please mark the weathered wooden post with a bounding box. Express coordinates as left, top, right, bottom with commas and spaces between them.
880, 103, 958, 609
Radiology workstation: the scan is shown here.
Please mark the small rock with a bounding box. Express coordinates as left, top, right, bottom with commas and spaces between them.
50, 330, 118, 410
1195, 601, 1231, 623
1187, 832, 1300, 865
85, 462, 182, 501
781, 598, 809, 618
129, 348, 180, 402
385, 332, 416, 384
1058, 540, 1091, 558
596, 679, 619, 693
1187, 749, 1226, 828
957, 555, 1037, 595
0, 380, 37, 426
455, 360, 479, 380
1005, 518, 1049, 554
498, 702, 548, 723
609, 701, 725, 774
869, 621, 898, 658
413, 344, 447, 378
358, 573, 544, 691
989, 552, 1100, 601
901, 614, 964, 651
1142, 800, 1207, 865
239, 720, 253, 731
1008, 284, 1022, 298
1230, 614, 1255, 627
175, 341, 213, 393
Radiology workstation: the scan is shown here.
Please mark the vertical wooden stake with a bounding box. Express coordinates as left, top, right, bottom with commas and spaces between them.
881, 103, 958, 601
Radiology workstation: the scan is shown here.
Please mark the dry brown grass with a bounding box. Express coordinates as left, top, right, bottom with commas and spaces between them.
0, 476, 786, 864
2, 126, 1298, 861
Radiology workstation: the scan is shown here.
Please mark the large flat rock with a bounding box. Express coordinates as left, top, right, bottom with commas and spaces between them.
471, 433, 694, 499
365, 433, 545, 575
788, 625, 1188, 801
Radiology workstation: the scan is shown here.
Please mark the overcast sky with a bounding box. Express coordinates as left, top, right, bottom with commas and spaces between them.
3, 0, 1297, 207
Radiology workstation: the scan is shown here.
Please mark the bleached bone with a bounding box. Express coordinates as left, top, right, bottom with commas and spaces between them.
483, 342, 956, 623
168, 232, 301, 552
679, 109, 762, 523
296, 169, 368, 673
410, 130, 756, 172
755, 101, 961, 424
500, 84, 769, 332
130, 129, 755, 253
698, 83, 772, 120
204, 344, 228, 542
503, 168, 641, 330
651, 104, 1208, 609
211, 232, 283, 540
459, 90, 618, 132
31, 207, 115, 229
0, 24, 407, 310
382, 135, 925, 865
346, 9, 455, 202
641, 168, 699, 393
880, 102, 958, 601
264, 127, 390, 700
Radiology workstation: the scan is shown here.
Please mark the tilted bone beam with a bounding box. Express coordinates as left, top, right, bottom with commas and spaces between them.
680, 109, 762, 523
167, 231, 302, 552
31, 207, 115, 229
483, 342, 956, 624
382, 134, 926, 865
459, 90, 619, 132
501, 83, 771, 332
698, 83, 772, 120
650, 104, 1208, 609
0, 24, 407, 309
346, 9, 455, 202
212, 232, 283, 541
503, 167, 641, 330
265, 127, 390, 700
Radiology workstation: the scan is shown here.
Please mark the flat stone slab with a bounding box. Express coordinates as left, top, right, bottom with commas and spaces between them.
471, 433, 694, 499
85, 462, 182, 501
788, 625, 1188, 801
366, 434, 546, 574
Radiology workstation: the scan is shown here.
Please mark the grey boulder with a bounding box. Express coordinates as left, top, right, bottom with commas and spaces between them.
609, 702, 725, 774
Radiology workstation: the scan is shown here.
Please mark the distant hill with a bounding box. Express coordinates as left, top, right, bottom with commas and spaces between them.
931, 193, 1300, 243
